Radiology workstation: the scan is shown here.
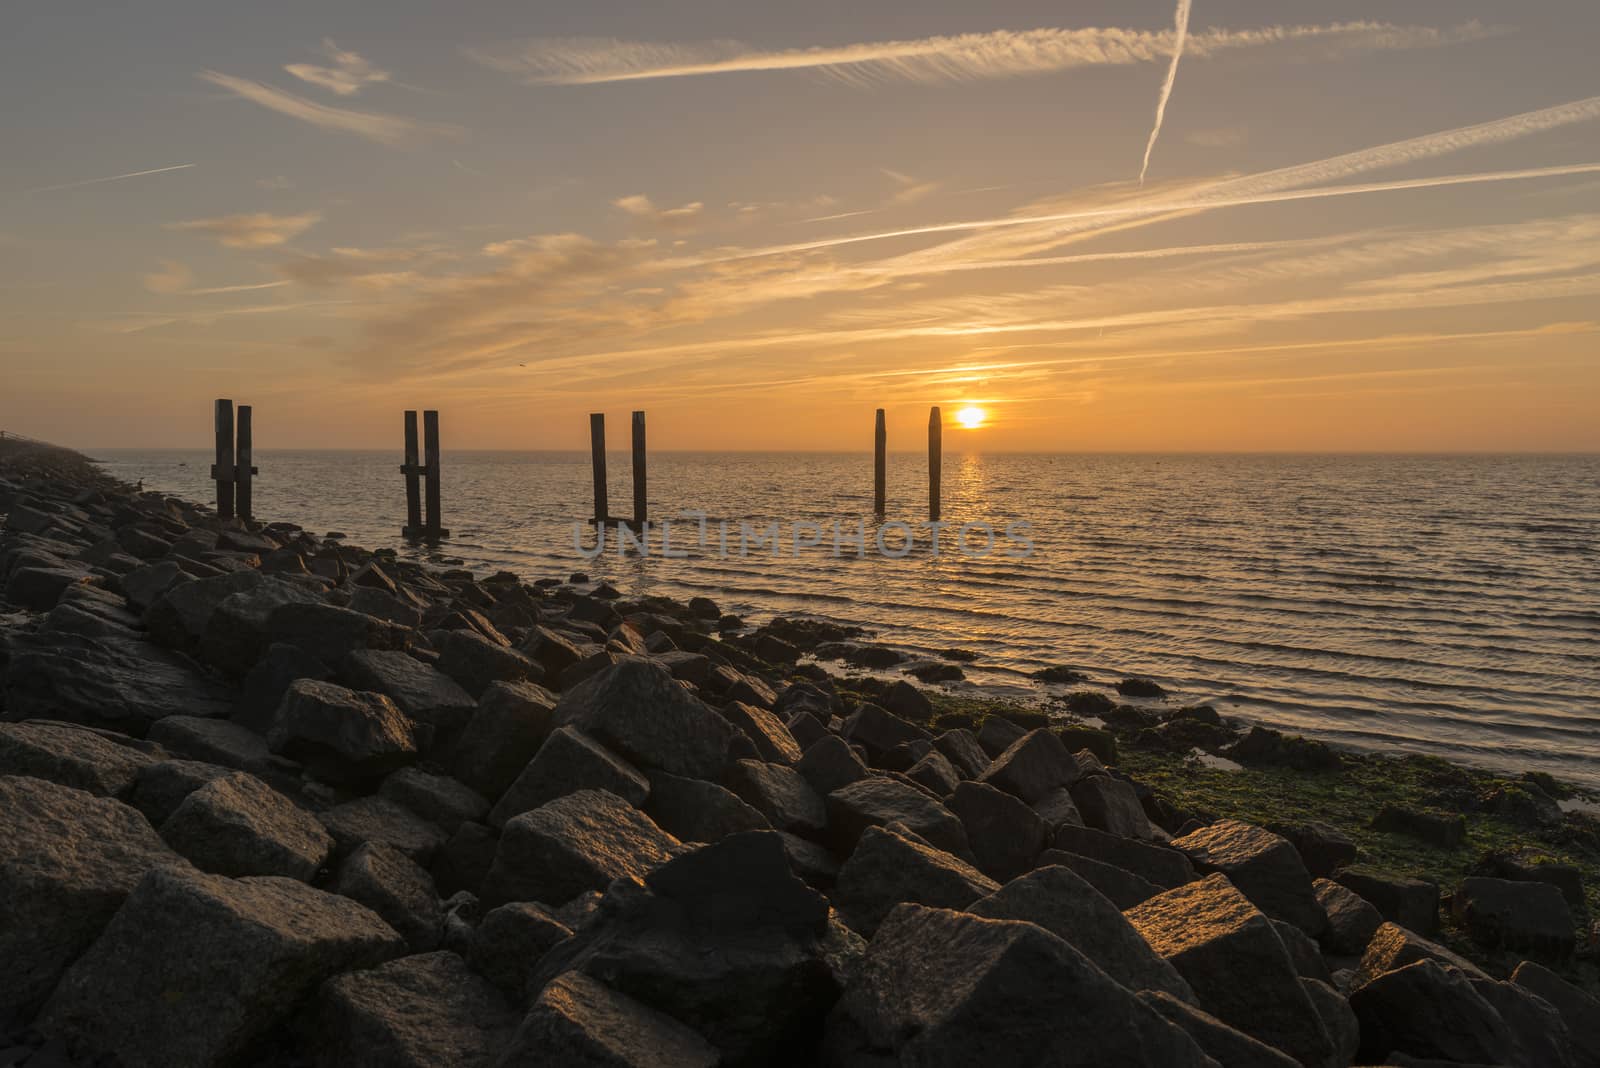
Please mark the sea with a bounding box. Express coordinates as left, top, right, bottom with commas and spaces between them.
92, 449, 1600, 790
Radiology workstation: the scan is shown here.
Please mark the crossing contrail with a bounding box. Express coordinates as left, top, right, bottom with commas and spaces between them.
1140, 0, 1192, 184
23, 163, 196, 194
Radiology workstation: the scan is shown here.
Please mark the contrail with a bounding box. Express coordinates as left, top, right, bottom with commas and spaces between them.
1140, 0, 1192, 184
23, 163, 196, 194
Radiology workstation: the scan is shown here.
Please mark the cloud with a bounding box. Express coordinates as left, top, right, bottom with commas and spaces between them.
284, 39, 391, 96
278, 245, 450, 287
142, 260, 194, 294
22, 163, 194, 195
168, 211, 322, 248
468, 20, 1499, 87
883, 169, 938, 206
197, 71, 458, 146
612, 194, 704, 230
1140, 0, 1191, 184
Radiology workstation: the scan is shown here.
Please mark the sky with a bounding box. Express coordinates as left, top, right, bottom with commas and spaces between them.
2, 0, 1599, 452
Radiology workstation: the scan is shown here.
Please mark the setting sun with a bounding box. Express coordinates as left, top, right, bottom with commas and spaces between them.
955, 406, 987, 429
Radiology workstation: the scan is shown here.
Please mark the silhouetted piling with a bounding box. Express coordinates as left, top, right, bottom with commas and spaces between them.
212, 399, 235, 520
401, 411, 422, 534
423, 410, 443, 538
631, 410, 647, 527
590, 413, 608, 523
874, 408, 886, 515
929, 406, 942, 521
235, 405, 254, 522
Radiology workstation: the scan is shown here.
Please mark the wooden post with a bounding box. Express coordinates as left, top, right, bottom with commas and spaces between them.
928, 406, 942, 521
589, 413, 608, 522
235, 405, 254, 522
873, 408, 886, 515
212, 399, 235, 520
631, 410, 647, 528
423, 410, 442, 538
401, 410, 422, 535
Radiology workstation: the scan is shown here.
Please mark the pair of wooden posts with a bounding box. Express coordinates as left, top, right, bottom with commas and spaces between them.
401, 410, 448, 540
589, 411, 647, 527
211, 399, 258, 522
874, 406, 942, 521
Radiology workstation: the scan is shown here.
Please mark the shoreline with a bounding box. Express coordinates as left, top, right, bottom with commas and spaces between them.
4, 437, 1598, 1063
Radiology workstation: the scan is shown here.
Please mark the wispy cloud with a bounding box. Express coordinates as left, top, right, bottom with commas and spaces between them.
284, 39, 390, 96
168, 211, 322, 249
197, 71, 458, 146
1139, 0, 1191, 184
469, 20, 1498, 87
22, 163, 194, 195
143, 259, 292, 295
613, 194, 705, 230
883, 169, 939, 206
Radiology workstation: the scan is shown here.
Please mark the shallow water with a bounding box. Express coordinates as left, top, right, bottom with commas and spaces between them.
95, 449, 1600, 788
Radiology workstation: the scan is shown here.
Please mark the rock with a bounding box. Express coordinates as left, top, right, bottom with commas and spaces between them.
1301, 978, 1358, 1065
825, 776, 971, 858
3, 631, 233, 734
1349, 959, 1516, 1067
905, 748, 961, 795
347, 585, 423, 627
432, 821, 499, 898
0, 720, 154, 797
128, 758, 234, 825
973, 865, 1195, 1003
1336, 869, 1440, 935
1032, 785, 1086, 830
1069, 774, 1154, 840
825, 904, 1213, 1066
379, 768, 490, 833
160, 771, 332, 880
144, 570, 273, 649
974, 729, 1080, 804
1273, 919, 1332, 982
1117, 677, 1167, 698
199, 578, 329, 676
794, 734, 868, 797
0, 776, 190, 1013
313, 950, 517, 1068
1452, 876, 1575, 962
934, 728, 990, 779
320, 797, 450, 866
39, 866, 404, 1068
335, 842, 445, 952
643, 769, 768, 843
946, 780, 1047, 882
1136, 991, 1301, 1068
447, 679, 558, 798
1125, 873, 1335, 1068
520, 625, 586, 680
882, 679, 932, 723
147, 714, 287, 783
778, 831, 841, 889
1270, 821, 1358, 878
1036, 848, 1164, 909
234, 641, 333, 730
267, 678, 417, 786
4, 565, 88, 610
342, 650, 478, 735
1051, 824, 1195, 889
489, 725, 649, 828
1314, 877, 1383, 956
840, 702, 930, 759
502, 970, 719, 1067
727, 759, 827, 835
1371, 803, 1466, 848
554, 659, 735, 781
720, 700, 803, 765
1470, 975, 1578, 1068
265, 601, 411, 666
120, 560, 189, 611
1227, 726, 1343, 772
482, 789, 681, 908
834, 825, 998, 936
1512, 959, 1600, 1066
468, 902, 571, 996
1173, 819, 1327, 935
434, 629, 539, 697
1357, 921, 1489, 985
1474, 846, 1585, 909
976, 715, 1028, 756
724, 671, 777, 710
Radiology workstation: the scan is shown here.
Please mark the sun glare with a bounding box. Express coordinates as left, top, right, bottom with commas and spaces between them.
955, 406, 987, 429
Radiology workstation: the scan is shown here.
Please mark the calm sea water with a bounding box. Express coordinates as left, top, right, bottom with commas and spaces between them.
94, 450, 1600, 789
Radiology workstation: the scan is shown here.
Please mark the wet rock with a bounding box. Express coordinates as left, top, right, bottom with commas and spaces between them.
1453, 876, 1576, 962
467, 902, 571, 997
977, 728, 1082, 804
482, 789, 682, 908
1314, 877, 1383, 956
0, 776, 190, 1013
342, 650, 478, 735
795, 734, 869, 797
1125, 873, 1335, 1068
946, 780, 1047, 882
825, 904, 1212, 1066
503, 970, 719, 1067
1371, 803, 1466, 849
1035, 848, 1164, 909
312, 950, 517, 1068
1070, 774, 1154, 840
1336, 869, 1440, 935
489, 725, 649, 828
1173, 819, 1327, 936
1512, 959, 1600, 1066
0, 720, 154, 797
1136, 990, 1300, 1068
644, 769, 769, 843
267, 678, 417, 786
447, 679, 558, 798
825, 775, 971, 858
1051, 824, 1195, 889
434, 629, 540, 698
1227, 725, 1342, 772
39, 866, 404, 1068
720, 700, 803, 764
160, 771, 332, 881
334, 842, 445, 952
378, 767, 490, 833
554, 659, 736, 781
1349, 959, 1516, 1067
834, 825, 998, 936
1117, 677, 1167, 698
321, 796, 450, 866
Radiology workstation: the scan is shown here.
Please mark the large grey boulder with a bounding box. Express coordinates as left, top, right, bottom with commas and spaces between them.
488, 725, 649, 828
500, 971, 719, 1067
199, 577, 326, 676
1313, 877, 1382, 955
482, 789, 682, 907
839, 702, 930, 760
972, 865, 1196, 1004
727, 758, 827, 834
2, 631, 233, 733
468, 902, 572, 997
825, 904, 1214, 1066
1349, 959, 1517, 1066
320, 796, 450, 866
1137, 991, 1300, 1068
934, 727, 990, 779
977, 729, 1081, 803
1453, 875, 1576, 962
825, 776, 971, 857
448, 679, 558, 797
0, 720, 154, 797
334, 842, 445, 952
834, 824, 998, 936
0, 776, 190, 1013
722, 700, 804, 765
794, 733, 869, 797
1173, 819, 1327, 936
946, 780, 1046, 882
312, 951, 517, 1068
643, 769, 768, 844
1356, 921, 1488, 985
343, 649, 478, 735
39, 866, 404, 1068
145, 569, 274, 649
128, 758, 234, 825
1335, 868, 1439, 934
160, 770, 332, 880
265, 601, 411, 664
1051, 823, 1195, 888
554, 659, 736, 780
268, 678, 417, 785
1125, 873, 1335, 1068
379, 767, 490, 833
435, 628, 541, 697
1035, 848, 1164, 909
1512, 959, 1600, 1066
1070, 774, 1154, 839
147, 714, 293, 786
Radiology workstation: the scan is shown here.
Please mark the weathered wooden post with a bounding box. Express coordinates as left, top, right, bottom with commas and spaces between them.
873, 408, 886, 515
401, 410, 422, 535
235, 404, 254, 521
423, 409, 442, 538
212, 398, 235, 520
928, 406, 942, 521
631, 410, 647, 528
590, 413, 608, 523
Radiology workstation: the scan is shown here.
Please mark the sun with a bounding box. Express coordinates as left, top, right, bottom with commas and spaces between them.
955, 406, 987, 429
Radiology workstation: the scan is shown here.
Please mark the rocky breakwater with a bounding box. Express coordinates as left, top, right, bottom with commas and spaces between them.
2, 451, 1598, 1067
